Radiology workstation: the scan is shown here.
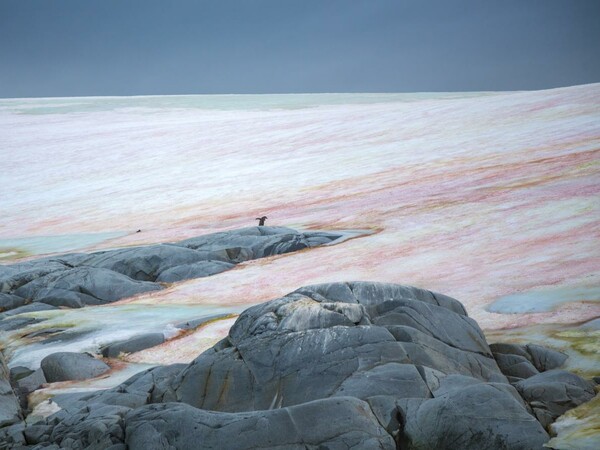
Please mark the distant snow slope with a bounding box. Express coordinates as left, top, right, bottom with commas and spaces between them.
1, 85, 599, 329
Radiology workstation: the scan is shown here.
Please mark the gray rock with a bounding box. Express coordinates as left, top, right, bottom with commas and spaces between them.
0, 227, 341, 318
489, 341, 531, 357
397, 381, 549, 449
514, 369, 596, 428
526, 344, 568, 372
303, 231, 342, 246
40, 352, 110, 382
0, 352, 22, 428
79, 244, 214, 281
0, 422, 27, 448
0, 303, 57, 318
385, 325, 506, 382
155, 260, 234, 283
47, 403, 130, 449
9, 367, 33, 383
101, 333, 165, 358
125, 398, 396, 450
367, 297, 490, 355
38, 329, 93, 346
51, 364, 187, 413
175, 313, 231, 330
32, 288, 101, 308
173, 226, 337, 263
16, 369, 46, 395
22, 424, 53, 445
172, 283, 505, 413
493, 352, 539, 380
14, 267, 161, 305
332, 362, 432, 400
295, 281, 468, 316
0, 316, 44, 332
4, 282, 593, 449
173, 226, 297, 250
490, 342, 568, 373
0, 293, 27, 312
0, 261, 69, 294
173, 324, 410, 411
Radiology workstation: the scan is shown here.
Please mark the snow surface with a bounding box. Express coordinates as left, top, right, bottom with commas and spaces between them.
1, 86, 599, 416
1, 85, 599, 328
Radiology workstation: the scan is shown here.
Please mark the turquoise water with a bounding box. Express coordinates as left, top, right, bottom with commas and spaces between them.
0, 231, 127, 259
487, 286, 600, 314
0, 92, 496, 115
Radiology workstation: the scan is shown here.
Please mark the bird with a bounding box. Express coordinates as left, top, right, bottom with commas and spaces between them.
255, 216, 268, 226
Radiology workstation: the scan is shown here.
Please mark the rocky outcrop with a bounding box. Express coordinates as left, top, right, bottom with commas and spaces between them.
156, 260, 234, 283
0, 303, 57, 318
0, 353, 22, 428
514, 370, 596, 428
100, 333, 165, 358
489, 341, 595, 428
124, 398, 395, 450
490, 342, 568, 378
0, 282, 595, 449
14, 267, 161, 307
0, 294, 27, 313
40, 352, 110, 382
0, 227, 343, 319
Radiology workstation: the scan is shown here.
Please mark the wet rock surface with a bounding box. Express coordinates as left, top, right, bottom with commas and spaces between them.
1, 281, 595, 449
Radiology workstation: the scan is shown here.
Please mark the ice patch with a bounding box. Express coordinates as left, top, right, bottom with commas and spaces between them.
487, 286, 600, 314
2, 303, 243, 369
0, 232, 127, 259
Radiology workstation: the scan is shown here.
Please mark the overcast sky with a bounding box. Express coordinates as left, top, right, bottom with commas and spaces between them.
1, 0, 599, 98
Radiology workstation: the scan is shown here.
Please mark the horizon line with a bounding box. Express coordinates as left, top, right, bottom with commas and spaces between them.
2, 82, 599, 102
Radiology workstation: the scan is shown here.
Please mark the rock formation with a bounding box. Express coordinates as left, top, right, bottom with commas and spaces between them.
0, 282, 595, 449
0, 227, 343, 318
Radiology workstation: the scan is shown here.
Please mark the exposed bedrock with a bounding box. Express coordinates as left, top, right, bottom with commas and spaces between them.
0, 282, 596, 449
0, 227, 343, 318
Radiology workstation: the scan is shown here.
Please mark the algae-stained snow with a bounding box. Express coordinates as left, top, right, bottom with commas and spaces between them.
1, 85, 599, 448
1, 85, 598, 331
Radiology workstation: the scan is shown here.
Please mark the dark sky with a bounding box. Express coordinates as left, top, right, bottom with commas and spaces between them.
1, 0, 599, 98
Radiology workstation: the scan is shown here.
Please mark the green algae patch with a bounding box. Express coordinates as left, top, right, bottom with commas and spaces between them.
546, 393, 600, 450
0, 247, 29, 261
551, 329, 600, 359
485, 322, 600, 379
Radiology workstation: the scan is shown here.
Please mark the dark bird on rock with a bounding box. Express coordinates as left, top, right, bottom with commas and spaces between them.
255, 216, 268, 226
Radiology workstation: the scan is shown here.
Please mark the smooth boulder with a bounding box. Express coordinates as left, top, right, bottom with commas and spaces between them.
41, 352, 110, 382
